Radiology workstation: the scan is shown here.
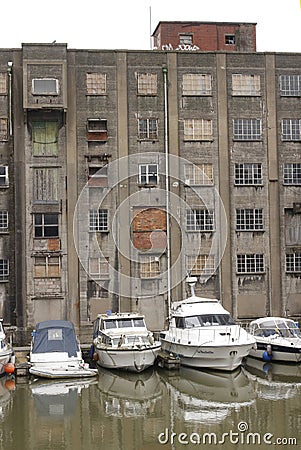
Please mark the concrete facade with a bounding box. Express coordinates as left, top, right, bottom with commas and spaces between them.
0, 39, 300, 342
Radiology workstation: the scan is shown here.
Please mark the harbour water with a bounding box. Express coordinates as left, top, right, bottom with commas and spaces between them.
0, 358, 300, 450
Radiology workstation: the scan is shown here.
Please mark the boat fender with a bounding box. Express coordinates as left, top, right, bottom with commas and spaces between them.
93, 352, 99, 361
4, 362, 15, 375
262, 344, 272, 362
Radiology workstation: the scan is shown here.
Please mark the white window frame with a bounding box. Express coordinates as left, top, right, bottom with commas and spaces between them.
0, 210, 8, 230
182, 74, 212, 96
89, 209, 109, 232
184, 163, 213, 185
283, 163, 301, 185
137, 73, 157, 96
0, 166, 9, 187
233, 119, 262, 141
232, 74, 261, 96
0, 259, 9, 281
234, 163, 262, 186
280, 75, 301, 96
184, 119, 213, 141
32, 78, 59, 95
236, 208, 263, 231
286, 253, 301, 273
138, 164, 158, 185
281, 119, 301, 141
186, 209, 215, 232
237, 254, 264, 274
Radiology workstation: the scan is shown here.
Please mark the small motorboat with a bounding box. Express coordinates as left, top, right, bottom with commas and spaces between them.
0, 319, 14, 376
92, 312, 161, 372
160, 278, 256, 371
29, 320, 98, 379
248, 317, 301, 363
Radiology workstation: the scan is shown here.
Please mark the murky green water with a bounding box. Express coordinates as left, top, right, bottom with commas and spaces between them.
0, 358, 300, 450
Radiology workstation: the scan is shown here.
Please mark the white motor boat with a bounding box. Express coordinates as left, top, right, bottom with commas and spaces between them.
0, 319, 14, 376
248, 317, 301, 363
29, 320, 98, 379
160, 278, 256, 371
92, 312, 161, 372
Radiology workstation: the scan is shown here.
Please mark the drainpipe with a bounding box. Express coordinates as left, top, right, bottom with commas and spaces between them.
7, 62, 13, 136
162, 67, 171, 320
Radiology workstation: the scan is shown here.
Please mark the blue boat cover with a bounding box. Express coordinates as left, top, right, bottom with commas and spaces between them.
32, 320, 79, 357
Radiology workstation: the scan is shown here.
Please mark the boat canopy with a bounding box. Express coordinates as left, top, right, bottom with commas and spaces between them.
32, 320, 79, 357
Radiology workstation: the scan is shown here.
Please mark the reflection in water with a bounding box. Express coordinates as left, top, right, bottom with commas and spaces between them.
160, 366, 255, 424
0, 376, 14, 422
0, 364, 300, 450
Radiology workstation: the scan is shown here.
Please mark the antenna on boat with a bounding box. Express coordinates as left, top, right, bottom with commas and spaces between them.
186, 276, 198, 297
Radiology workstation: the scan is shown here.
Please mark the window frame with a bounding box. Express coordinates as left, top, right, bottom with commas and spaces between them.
89, 257, 109, 278
138, 164, 159, 185
137, 73, 157, 96
182, 74, 212, 96
233, 119, 262, 141
32, 78, 59, 96
0, 118, 8, 141
286, 253, 301, 273
237, 254, 265, 274
0, 73, 7, 95
281, 119, 301, 141
86, 73, 107, 95
0, 166, 9, 187
34, 255, 61, 278
234, 163, 263, 186
184, 119, 213, 141
0, 259, 9, 282
87, 119, 108, 142
34, 213, 59, 238
232, 74, 261, 96
184, 163, 213, 185
280, 75, 301, 97
89, 209, 109, 232
138, 118, 158, 141
32, 121, 59, 156
186, 254, 215, 276
139, 256, 161, 279
186, 209, 215, 232
283, 163, 301, 185
236, 208, 264, 231
0, 210, 8, 231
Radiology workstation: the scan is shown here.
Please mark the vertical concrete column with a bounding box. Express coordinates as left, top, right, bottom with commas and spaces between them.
66, 52, 80, 328
265, 53, 281, 316
116, 52, 131, 311
216, 53, 232, 314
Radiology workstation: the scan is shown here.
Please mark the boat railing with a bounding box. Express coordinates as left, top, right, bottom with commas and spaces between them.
170, 325, 241, 345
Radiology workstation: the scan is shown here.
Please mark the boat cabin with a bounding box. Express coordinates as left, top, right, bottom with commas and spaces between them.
174, 314, 236, 329
249, 318, 299, 339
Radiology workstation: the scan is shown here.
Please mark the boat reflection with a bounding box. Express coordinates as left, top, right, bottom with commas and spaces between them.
0, 376, 14, 421
30, 378, 97, 419
160, 366, 255, 424
96, 367, 163, 418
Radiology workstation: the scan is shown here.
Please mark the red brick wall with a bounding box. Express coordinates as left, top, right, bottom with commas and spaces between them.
132, 208, 167, 250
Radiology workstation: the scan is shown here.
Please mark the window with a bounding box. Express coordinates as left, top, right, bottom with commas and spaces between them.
232, 74, 261, 96
0, 118, 8, 141
281, 119, 301, 141
138, 164, 158, 185
86, 73, 106, 95
184, 119, 213, 141
89, 257, 109, 278
237, 254, 264, 274
0, 259, 9, 281
283, 163, 301, 185
137, 73, 157, 95
186, 254, 215, 275
233, 119, 262, 140
138, 118, 158, 140
87, 119, 108, 141
32, 78, 59, 95
33, 168, 58, 203
286, 253, 301, 273
280, 75, 301, 96
34, 213, 59, 238
88, 165, 108, 187
179, 35, 193, 45
0, 166, 8, 187
0, 73, 7, 95
186, 209, 214, 232
139, 256, 160, 278
0, 211, 8, 230
236, 209, 263, 231
89, 209, 108, 232
184, 163, 213, 185
182, 74, 212, 96
34, 256, 60, 277
225, 35, 235, 45
32, 122, 58, 156
235, 163, 262, 186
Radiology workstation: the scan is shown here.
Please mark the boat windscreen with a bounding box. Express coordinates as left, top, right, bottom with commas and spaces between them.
178, 314, 236, 329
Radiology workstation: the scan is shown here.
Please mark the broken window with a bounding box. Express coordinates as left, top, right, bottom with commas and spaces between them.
87, 119, 108, 141
179, 34, 193, 45
32, 121, 58, 156
236, 208, 263, 231
138, 118, 158, 140
137, 73, 157, 95
234, 163, 262, 186
34, 213, 59, 238
233, 119, 262, 140
225, 35, 235, 45
281, 119, 301, 141
184, 119, 213, 141
182, 74, 212, 96
232, 74, 261, 96
280, 75, 301, 96
86, 73, 106, 95
186, 209, 215, 232
33, 167, 58, 203
237, 254, 264, 274
34, 256, 60, 277
89, 257, 109, 278
0, 118, 8, 141
0, 210, 8, 230
184, 163, 213, 185
89, 209, 108, 232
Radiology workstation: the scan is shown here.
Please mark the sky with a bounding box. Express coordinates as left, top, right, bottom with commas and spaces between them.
1, 0, 301, 52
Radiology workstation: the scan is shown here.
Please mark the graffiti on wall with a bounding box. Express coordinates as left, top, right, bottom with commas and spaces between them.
160, 43, 200, 51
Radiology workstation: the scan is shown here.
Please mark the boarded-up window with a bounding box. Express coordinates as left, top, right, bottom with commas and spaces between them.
0, 118, 8, 141
184, 119, 213, 141
137, 73, 157, 95
86, 73, 106, 95
232, 74, 261, 96
87, 119, 108, 141
139, 256, 160, 278
0, 73, 7, 95
32, 122, 58, 156
34, 256, 60, 277
183, 74, 212, 96
184, 164, 213, 185
186, 254, 215, 275
33, 167, 58, 203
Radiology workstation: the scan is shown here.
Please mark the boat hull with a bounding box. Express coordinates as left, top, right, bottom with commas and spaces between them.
249, 341, 301, 363
0, 348, 13, 376
161, 340, 254, 371
29, 366, 98, 379
95, 344, 161, 372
